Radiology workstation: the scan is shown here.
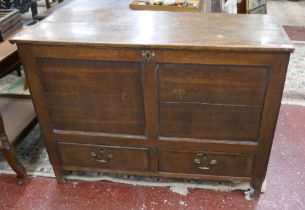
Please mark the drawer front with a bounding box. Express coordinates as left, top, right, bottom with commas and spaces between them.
58, 143, 149, 172
159, 64, 269, 106
159, 150, 253, 177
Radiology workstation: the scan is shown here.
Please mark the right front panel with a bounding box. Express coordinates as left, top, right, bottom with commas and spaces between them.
158, 64, 269, 142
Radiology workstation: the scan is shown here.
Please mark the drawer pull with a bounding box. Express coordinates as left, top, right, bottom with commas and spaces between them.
95, 154, 113, 163
209, 159, 218, 165
90, 151, 97, 157
198, 166, 212, 170
193, 154, 218, 170
90, 152, 113, 163
193, 159, 218, 165
193, 158, 201, 164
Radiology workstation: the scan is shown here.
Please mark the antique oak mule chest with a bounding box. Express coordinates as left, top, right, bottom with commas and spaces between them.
11, 0, 293, 199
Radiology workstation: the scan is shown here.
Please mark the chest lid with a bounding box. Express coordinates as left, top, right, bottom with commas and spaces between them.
10, 10, 294, 52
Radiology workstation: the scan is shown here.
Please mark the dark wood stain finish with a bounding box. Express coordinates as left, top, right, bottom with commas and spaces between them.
160, 103, 262, 140
37, 58, 145, 135
159, 150, 253, 177
159, 64, 269, 106
59, 142, 150, 171
11, 0, 294, 199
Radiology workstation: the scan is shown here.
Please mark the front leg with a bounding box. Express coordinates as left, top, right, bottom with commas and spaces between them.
245, 178, 266, 200
1, 136, 27, 185
53, 165, 66, 184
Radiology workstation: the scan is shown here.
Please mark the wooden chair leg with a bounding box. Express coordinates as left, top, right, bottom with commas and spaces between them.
16, 65, 22, 77
45, 0, 51, 9
1, 144, 26, 185
30, 0, 38, 19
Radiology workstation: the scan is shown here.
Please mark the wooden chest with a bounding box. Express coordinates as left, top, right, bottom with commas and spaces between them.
11, 3, 293, 199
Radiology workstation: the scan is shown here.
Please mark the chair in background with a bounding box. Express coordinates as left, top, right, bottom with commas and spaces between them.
0, 96, 36, 185
0, 32, 22, 78
0, 23, 36, 184
0, 0, 38, 18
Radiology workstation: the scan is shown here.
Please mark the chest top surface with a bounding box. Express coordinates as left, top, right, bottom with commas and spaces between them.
10, 0, 293, 52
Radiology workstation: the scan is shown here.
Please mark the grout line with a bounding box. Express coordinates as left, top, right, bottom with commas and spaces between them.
292, 41, 305, 44
282, 99, 305, 106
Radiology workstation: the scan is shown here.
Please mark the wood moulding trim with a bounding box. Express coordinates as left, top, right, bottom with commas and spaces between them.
158, 136, 257, 146
54, 129, 147, 140
61, 165, 252, 182
11, 39, 294, 53
53, 130, 257, 153
28, 44, 275, 66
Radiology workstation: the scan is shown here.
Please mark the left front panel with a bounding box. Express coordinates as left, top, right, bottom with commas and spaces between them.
36, 58, 145, 136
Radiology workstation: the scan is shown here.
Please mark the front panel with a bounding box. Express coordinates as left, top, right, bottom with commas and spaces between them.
158, 63, 269, 141
19, 44, 286, 192
37, 58, 145, 135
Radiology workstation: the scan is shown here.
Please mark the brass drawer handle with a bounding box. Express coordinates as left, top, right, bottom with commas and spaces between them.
193, 157, 218, 170
198, 166, 212, 170
90, 152, 113, 163
193, 158, 201, 164
95, 154, 113, 163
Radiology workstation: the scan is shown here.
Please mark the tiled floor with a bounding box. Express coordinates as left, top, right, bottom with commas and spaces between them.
0, 104, 304, 210
268, 0, 305, 26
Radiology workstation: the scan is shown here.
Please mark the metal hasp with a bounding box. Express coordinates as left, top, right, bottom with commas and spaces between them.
142, 50, 155, 62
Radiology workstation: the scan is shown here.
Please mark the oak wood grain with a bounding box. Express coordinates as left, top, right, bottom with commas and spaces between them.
37, 58, 145, 135
159, 64, 269, 106
13, 0, 294, 199
160, 103, 262, 141
58, 142, 150, 172
11, 9, 293, 52
159, 150, 253, 177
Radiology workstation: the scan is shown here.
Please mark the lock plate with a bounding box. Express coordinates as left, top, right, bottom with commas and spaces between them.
142, 50, 155, 62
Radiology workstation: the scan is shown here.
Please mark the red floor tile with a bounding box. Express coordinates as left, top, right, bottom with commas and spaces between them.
0, 104, 304, 210
284, 26, 305, 41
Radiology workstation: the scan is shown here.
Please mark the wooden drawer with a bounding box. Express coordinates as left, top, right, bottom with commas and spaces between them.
159, 150, 253, 177
58, 142, 149, 172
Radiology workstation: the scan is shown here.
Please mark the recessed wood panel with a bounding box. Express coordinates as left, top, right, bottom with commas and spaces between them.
159, 64, 269, 106
159, 150, 253, 177
37, 58, 145, 135
160, 103, 262, 141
